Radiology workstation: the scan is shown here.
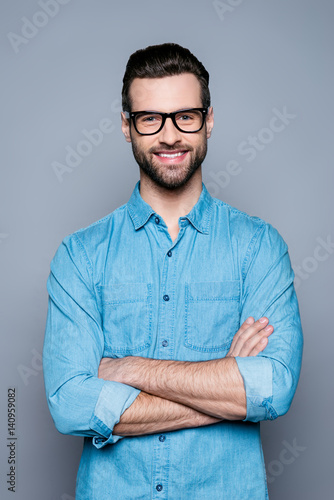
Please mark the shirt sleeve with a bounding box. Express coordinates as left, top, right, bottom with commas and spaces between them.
43, 233, 140, 448
235, 222, 303, 422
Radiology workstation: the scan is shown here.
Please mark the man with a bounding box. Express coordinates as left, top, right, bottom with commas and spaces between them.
43, 43, 303, 499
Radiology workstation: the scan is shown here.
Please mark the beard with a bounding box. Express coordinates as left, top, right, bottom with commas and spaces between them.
130, 134, 208, 190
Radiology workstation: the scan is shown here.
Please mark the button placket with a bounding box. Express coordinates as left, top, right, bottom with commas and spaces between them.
151, 229, 175, 499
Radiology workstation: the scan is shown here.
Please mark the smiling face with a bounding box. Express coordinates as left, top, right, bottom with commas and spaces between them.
121, 73, 214, 190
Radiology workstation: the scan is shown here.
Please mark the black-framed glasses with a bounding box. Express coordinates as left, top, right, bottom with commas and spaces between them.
124, 108, 208, 135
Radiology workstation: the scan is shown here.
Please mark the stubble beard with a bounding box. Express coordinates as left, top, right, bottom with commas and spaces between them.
130, 135, 208, 190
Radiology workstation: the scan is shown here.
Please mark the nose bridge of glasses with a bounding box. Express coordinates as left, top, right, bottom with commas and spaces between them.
160, 112, 182, 135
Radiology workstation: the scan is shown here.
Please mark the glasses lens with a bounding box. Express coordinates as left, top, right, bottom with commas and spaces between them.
175, 110, 204, 132
135, 113, 163, 134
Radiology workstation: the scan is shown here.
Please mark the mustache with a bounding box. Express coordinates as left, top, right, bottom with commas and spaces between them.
149, 145, 192, 154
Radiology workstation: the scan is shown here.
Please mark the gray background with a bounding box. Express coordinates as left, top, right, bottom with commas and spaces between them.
1, 0, 333, 499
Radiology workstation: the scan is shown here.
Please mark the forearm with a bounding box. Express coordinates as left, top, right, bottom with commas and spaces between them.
98, 318, 274, 423
117, 357, 246, 420
114, 390, 221, 436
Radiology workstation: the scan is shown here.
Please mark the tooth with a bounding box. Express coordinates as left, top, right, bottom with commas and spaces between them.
158, 152, 184, 158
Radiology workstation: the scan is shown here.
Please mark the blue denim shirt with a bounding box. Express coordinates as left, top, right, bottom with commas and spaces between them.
43, 182, 303, 499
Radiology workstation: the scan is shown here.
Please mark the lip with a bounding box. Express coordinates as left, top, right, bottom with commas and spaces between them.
153, 150, 189, 163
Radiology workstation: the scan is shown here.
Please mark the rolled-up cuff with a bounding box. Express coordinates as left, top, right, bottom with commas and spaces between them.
235, 356, 273, 422
89, 381, 140, 448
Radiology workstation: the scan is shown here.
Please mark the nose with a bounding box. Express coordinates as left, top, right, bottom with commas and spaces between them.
158, 116, 183, 144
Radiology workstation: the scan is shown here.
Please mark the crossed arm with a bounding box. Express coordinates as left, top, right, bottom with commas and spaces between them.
98, 316, 273, 436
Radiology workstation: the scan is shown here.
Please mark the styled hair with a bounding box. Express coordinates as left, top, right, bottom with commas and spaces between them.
121, 43, 210, 112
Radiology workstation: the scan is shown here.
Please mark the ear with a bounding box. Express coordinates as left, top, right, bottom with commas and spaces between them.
206, 106, 214, 139
121, 112, 132, 143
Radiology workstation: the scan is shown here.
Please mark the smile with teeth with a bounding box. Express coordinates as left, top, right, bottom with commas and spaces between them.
155, 151, 187, 158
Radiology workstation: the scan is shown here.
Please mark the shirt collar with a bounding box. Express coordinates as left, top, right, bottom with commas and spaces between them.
127, 181, 214, 234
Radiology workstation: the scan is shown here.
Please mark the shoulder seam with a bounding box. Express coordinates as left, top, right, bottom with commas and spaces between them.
71, 232, 93, 277
212, 198, 265, 224
72, 232, 100, 307
241, 222, 267, 281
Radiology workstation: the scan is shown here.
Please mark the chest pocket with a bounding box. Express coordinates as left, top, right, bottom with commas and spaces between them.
184, 281, 240, 352
99, 283, 152, 355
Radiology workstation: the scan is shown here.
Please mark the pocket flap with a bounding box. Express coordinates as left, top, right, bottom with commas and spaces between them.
186, 281, 240, 302
99, 283, 149, 304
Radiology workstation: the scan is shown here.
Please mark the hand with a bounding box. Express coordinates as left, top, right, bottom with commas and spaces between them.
98, 356, 130, 383
226, 316, 273, 358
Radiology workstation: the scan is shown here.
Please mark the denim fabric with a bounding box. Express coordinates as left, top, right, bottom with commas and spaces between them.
43, 181, 303, 499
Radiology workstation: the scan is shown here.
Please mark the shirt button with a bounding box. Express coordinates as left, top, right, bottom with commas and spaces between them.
155, 217, 160, 224
163, 294, 170, 301
167, 250, 172, 257
159, 435, 166, 442
156, 484, 163, 492
162, 340, 168, 347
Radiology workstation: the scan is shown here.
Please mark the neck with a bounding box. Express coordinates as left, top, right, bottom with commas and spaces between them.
139, 169, 203, 238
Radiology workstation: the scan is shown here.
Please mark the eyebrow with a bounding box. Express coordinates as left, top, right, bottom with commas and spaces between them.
131, 107, 201, 113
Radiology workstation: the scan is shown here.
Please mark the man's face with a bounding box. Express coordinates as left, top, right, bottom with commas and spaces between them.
121, 73, 214, 190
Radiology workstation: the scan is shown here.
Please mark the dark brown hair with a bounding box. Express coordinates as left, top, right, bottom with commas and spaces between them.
121, 43, 210, 112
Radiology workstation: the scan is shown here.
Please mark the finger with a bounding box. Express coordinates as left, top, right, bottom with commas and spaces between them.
248, 336, 269, 357
230, 317, 268, 355
228, 317, 255, 353
230, 318, 272, 357
238, 325, 273, 357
